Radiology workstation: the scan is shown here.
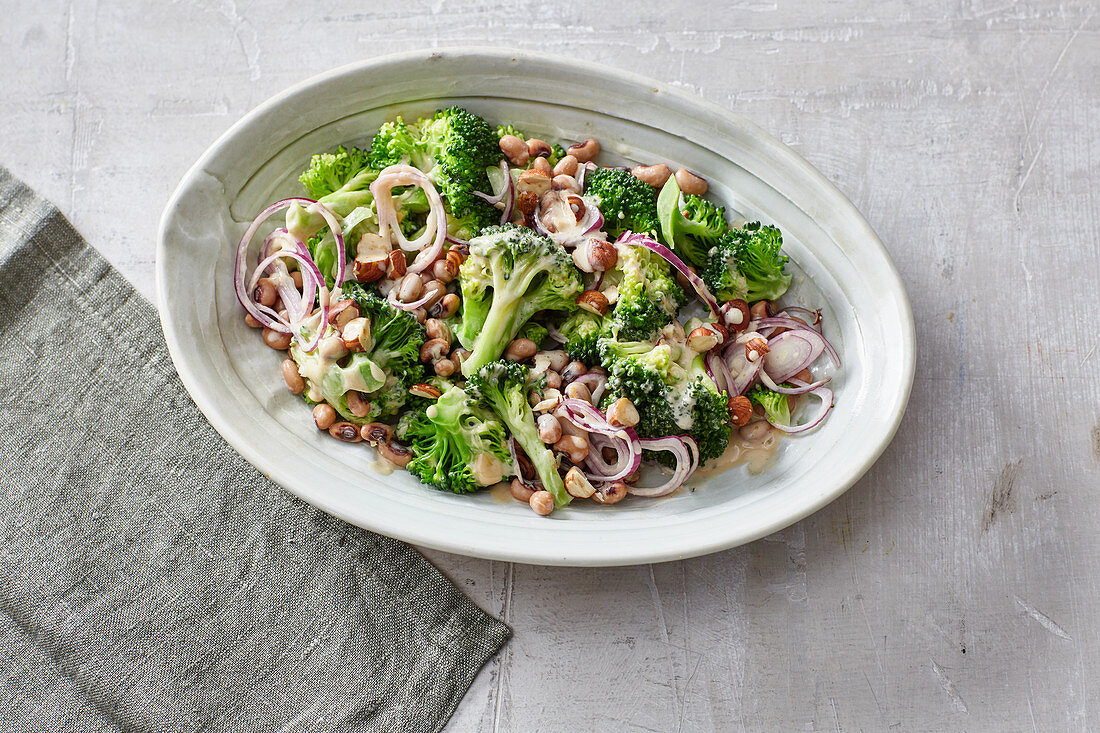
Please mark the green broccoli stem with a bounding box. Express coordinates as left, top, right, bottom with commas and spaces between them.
461, 297, 522, 376
505, 415, 569, 508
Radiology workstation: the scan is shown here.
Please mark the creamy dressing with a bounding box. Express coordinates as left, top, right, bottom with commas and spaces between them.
366, 454, 396, 475
488, 481, 515, 504
695, 419, 781, 478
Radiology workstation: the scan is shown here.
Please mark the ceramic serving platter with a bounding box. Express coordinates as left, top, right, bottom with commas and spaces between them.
157, 48, 914, 566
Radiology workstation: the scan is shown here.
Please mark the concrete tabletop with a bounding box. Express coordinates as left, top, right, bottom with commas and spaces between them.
6, 1, 1098, 730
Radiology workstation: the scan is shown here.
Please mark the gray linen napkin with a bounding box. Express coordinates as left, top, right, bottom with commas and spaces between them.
0, 168, 509, 732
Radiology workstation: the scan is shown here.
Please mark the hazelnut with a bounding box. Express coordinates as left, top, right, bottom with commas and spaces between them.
728, 395, 753, 426
576, 290, 609, 316
744, 337, 770, 362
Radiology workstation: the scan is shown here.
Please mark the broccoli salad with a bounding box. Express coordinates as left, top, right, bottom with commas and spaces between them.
234, 107, 841, 516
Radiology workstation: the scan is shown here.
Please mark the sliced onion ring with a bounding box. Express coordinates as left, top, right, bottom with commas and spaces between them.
371, 164, 447, 274
254, 248, 330, 352
473, 160, 516, 225
706, 351, 734, 395
234, 198, 314, 331
762, 330, 823, 383
758, 368, 831, 395
757, 316, 840, 369
626, 436, 698, 497
386, 288, 440, 312
767, 385, 833, 434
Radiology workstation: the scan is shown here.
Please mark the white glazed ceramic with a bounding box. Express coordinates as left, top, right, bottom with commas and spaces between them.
157, 48, 914, 566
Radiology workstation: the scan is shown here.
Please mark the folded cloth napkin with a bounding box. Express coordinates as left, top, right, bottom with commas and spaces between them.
0, 168, 508, 732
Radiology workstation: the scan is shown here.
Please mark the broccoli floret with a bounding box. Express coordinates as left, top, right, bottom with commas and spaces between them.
456, 224, 583, 376
289, 145, 381, 245
517, 321, 549, 347
401, 385, 514, 494
290, 283, 425, 424
599, 332, 731, 465
446, 203, 501, 241
496, 124, 524, 139
467, 361, 569, 508
604, 242, 686, 341
368, 108, 503, 228
366, 118, 431, 170
557, 310, 605, 364
547, 143, 567, 167
657, 176, 729, 268
585, 167, 660, 237
703, 222, 792, 303
747, 385, 791, 427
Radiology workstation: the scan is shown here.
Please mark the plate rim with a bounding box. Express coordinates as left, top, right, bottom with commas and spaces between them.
156, 47, 916, 566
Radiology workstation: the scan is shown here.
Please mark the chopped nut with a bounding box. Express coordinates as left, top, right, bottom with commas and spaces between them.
516, 169, 552, 197
387, 250, 407, 278
341, 317, 370, 352
554, 434, 589, 463
576, 290, 609, 316
606, 397, 640, 428
723, 299, 750, 331
532, 395, 563, 412
564, 466, 596, 499
352, 256, 387, 283
409, 383, 442, 399
686, 325, 720, 353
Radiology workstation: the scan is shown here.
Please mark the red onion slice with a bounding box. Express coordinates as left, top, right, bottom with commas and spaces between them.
767, 386, 833, 433
570, 372, 607, 406
756, 316, 840, 368
386, 288, 440, 312
585, 433, 642, 483
627, 436, 696, 497
257, 229, 314, 323
763, 330, 822, 382
234, 197, 339, 332
253, 249, 330, 352
616, 231, 719, 315
370, 164, 447, 274
780, 306, 822, 330
758, 368, 831, 395
723, 332, 766, 396
706, 350, 734, 395
576, 161, 596, 193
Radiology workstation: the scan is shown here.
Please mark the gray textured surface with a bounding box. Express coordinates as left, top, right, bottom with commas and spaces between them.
5, 0, 1099, 730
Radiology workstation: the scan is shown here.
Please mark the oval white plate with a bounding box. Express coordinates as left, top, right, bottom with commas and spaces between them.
157, 48, 914, 566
